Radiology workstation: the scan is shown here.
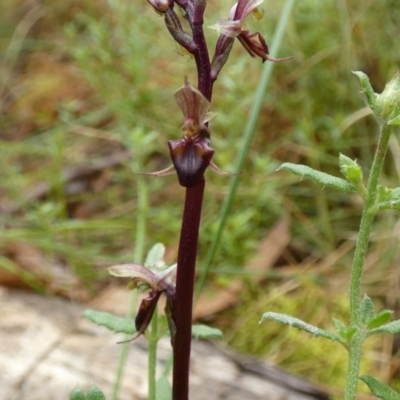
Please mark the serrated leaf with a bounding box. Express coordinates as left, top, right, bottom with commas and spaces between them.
82, 309, 136, 334
145, 243, 166, 269
360, 375, 400, 400
368, 319, 400, 336
260, 312, 345, 345
156, 376, 172, 400
191, 324, 223, 340
70, 387, 86, 400
361, 295, 375, 323
367, 310, 393, 330
277, 163, 357, 192
87, 386, 106, 400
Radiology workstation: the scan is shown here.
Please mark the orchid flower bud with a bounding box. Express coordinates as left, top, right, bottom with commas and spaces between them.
147, 0, 173, 14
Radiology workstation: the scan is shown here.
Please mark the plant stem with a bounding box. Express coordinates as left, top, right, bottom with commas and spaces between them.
345, 123, 392, 400
344, 331, 365, 400
112, 168, 147, 400
172, 178, 206, 400
148, 308, 159, 400
184, 2, 211, 101
349, 123, 391, 327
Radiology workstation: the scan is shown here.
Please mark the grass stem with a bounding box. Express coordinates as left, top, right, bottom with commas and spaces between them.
112, 166, 148, 400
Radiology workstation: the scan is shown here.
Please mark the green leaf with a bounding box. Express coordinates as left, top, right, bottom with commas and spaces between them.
378, 200, 400, 211
191, 324, 223, 340
87, 386, 106, 400
367, 310, 393, 330
156, 376, 172, 400
260, 312, 345, 345
368, 319, 400, 336
82, 309, 136, 334
277, 163, 357, 193
70, 387, 86, 400
352, 71, 381, 115
145, 243, 166, 269
360, 375, 400, 400
377, 186, 400, 211
361, 295, 375, 323
389, 114, 400, 126
339, 154, 364, 185
333, 318, 347, 336
332, 318, 355, 342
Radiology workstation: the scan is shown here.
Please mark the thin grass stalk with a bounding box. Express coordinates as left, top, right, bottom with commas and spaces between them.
148, 308, 159, 400
112, 168, 148, 400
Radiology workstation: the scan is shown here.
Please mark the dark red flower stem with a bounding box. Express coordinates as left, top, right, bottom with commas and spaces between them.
172, 178, 205, 400
186, 5, 212, 101
172, 5, 212, 400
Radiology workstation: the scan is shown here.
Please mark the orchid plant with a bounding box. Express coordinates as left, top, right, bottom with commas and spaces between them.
80, 0, 288, 400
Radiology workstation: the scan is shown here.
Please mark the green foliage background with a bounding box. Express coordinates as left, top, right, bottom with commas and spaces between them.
1, 0, 400, 396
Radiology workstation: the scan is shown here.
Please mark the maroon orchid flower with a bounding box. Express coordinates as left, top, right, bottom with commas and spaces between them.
167, 78, 215, 188
210, 0, 290, 62
141, 78, 239, 185
108, 260, 176, 342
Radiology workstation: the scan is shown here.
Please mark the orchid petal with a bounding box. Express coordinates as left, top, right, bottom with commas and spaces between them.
138, 165, 176, 177
157, 263, 177, 286
228, 3, 238, 19
204, 111, 217, 123
209, 19, 242, 37
174, 79, 210, 128
108, 263, 157, 289
234, 0, 264, 21
209, 160, 242, 176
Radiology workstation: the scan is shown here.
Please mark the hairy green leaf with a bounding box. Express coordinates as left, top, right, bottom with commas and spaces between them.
156, 376, 172, 400
352, 71, 381, 115
367, 310, 393, 330
192, 324, 223, 340
361, 295, 375, 323
333, 318, 347, 337
377, 186, 400, 211
360, 375, 400, 400
332, 318, 355, 342
368, 319, 400, 336
260, 312, 345, 345
339, 153, 364, 187
82, 309, 136, 334
87, 386, 106, 400
277, 163, 357, 192
389, 114, 400, 126
70, 387, 86, 400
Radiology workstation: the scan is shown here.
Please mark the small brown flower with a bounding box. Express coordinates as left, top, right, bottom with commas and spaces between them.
210, 0, 290, 62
